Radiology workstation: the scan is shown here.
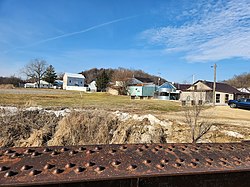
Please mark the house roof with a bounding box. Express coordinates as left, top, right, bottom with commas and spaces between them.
173, 83, 192, 91
64, 73, 85, 79
133, 77, 154, 83
237, 88, 250, 93
159, 82, 176, 90
195, 80, 241, 94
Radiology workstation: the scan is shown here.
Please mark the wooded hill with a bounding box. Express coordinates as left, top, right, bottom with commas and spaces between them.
224, 72, 250, 88
80, 68, 166, 85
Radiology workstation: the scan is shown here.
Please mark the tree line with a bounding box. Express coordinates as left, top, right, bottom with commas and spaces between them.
224, 72, 250, 88
81, 67, 166, 93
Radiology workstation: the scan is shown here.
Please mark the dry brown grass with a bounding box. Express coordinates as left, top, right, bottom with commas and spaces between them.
48, 111, 119, 146
0, 88, 181, 114
0, 84, 14, 89
0, 108, 60, 147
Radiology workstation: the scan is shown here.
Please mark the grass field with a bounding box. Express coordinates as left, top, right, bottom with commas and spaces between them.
1, 88, 250, 146
0, 88, 181, 113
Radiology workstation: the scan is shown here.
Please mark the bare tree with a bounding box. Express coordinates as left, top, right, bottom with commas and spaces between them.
183, 92, 213, 143
22, 59, 48, 88
111, 68, 134, 95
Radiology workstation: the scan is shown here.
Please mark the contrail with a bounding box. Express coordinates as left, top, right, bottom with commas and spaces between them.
4, 15, 136, 53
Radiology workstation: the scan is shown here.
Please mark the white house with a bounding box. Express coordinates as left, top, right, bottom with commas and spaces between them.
88, 80, 97, 92
63, 73, 87, 91
24, 80, 52, 88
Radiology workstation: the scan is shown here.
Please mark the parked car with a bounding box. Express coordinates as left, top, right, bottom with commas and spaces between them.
228, 98, 250, 109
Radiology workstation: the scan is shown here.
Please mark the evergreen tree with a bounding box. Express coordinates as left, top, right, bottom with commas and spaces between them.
43, 65, 57, 84
96, 70, 109, 92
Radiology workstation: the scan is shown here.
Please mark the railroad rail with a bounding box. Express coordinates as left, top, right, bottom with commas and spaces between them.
0, 142, 250, 187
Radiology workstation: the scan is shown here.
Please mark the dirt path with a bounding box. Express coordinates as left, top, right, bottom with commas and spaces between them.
157, 106, 250, 127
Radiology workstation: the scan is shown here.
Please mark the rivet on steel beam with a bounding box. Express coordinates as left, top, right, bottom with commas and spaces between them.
246, 157, 250, 162
109, 149, 116, 154
52, 169, 63, 174
95, 166, 105, 173
156, 164, 165, 169
60, 147, 69, 152
206, 161, 212, 166
156, 145, 163, 149
219, 161, 228, 166
94, 146, 102, 151
11, 152, 21, 157
152, 148, 159, 153
176, 158, 184, 163
234, 161, 242, 165
74, 167, 85, 173
70, 150, 78, 155
161, 159, 169, 164
127, 165, 137, 171
180, 147, 186, 151
4, 149, 14, 154
220, 157, 227, 162
192, 147, 199, 151
86, 150, 95, 154
206, 146, 211, 151
229, 146, 235, 150
166, 148, 173, 152
192, 158, 199, 162
0, 166, 9, 172
65, 163, 75, 169
143, 160, 151, 165
112, 161, 121, 167
78, 147, 86, 151
29, 170, 41, 176
31, 151, 40, 157
190, 162, 198, 167
206, 158, 214, 162
136, 148, 143, 152
141, 145, 149, 149
21, 165, 32, 171
44, 164, 55, 170
4, 171, 17, 177
169, 145, 175, 149
120, 145, 127, 151
24, 149, 34, 154
43, 148, 51, 152
232, 156, 241, 161
85, 162, 95, 167
51, 151, 59, 156
173, 163, 181, 168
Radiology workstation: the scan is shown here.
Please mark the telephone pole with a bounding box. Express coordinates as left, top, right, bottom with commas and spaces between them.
212, 63, 217, 106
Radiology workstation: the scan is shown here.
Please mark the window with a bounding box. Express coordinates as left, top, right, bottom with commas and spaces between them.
216, 94, 220, 103
160, 92, 169, 96
225, 94, 229, 103
69, 80, 72, 83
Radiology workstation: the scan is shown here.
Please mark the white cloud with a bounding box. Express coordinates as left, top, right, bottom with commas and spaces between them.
141, 0, 250, 62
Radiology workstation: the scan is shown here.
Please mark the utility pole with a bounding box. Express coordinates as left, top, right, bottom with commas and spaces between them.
212, 63, 217, 106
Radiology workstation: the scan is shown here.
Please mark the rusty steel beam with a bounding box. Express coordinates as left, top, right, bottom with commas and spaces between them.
0, 142, 250, 186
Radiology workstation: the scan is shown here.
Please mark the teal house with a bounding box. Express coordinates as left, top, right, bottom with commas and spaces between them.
128, 85, 158, 99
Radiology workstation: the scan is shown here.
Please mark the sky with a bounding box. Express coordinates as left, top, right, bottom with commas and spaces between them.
0, 0, 249, 83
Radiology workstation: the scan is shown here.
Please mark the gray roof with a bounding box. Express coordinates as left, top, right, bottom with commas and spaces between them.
64, 73, 85, 79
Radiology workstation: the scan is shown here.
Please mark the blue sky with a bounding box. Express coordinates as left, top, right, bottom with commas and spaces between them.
0, 0, 249, 83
